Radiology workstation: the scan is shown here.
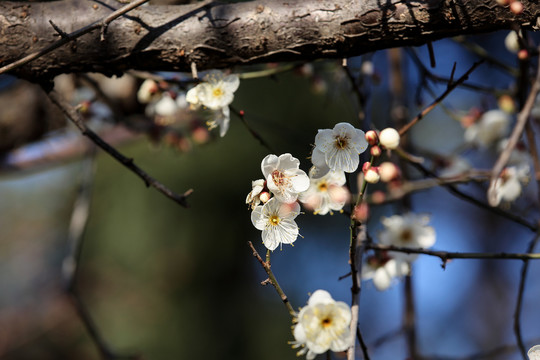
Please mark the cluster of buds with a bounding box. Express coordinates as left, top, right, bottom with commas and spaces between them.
361, 127, 401, 184
497, 0, 524, 14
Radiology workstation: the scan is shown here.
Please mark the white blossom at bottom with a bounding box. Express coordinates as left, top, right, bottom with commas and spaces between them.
528, 345, 540, 360
292, 290, 352, 360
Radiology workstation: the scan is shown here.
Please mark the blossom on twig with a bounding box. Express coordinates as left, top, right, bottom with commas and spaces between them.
378, 213, 436, 262
362, 252, 409, 291
291, 290, 352, 360
251, 198, 301, 251
311, 122, 368, 176
299, 169, 349, 215
261, 153, 310, 204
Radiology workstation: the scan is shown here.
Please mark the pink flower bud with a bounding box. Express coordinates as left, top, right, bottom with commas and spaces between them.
518, 49, 529, 60
365, 130, 379, 146
370, 145, 382, 157
364, 168, 380, 184
362, 161, 372, 173
353, 203, 369, 222
379, 162, 400, 182
371, 191, 386, 204
510, 1, 523, 14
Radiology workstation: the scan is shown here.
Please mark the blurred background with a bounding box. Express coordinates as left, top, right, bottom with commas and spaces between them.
0, 25, 540, 360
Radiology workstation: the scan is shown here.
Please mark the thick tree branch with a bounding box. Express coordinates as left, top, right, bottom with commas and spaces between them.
1, 0, 539, 80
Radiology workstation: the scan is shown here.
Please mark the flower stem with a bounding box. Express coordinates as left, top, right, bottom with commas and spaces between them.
248, 242, 296, 316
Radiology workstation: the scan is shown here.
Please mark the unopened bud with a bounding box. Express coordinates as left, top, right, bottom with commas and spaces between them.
362, 161, 372, 173
364, 168, 380, 184
379, 128, 400, 150
353, 203, 369, 222
496, 0, 509, 4
371, 190, 386, 204
365, 130, 379, 146
379, 162, 400, 182
518, 49, 529, 60
370, 145, 382, 157
510, 1, 523, 14
259, 191, 271, 204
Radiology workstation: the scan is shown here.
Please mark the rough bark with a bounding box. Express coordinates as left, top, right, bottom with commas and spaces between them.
1, 0, 539, 80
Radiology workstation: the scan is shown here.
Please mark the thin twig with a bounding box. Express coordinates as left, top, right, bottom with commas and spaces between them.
399, 61, 483, 136
231, 107, 276, 154
247, 241, 295, 316
514, 232, 540, 360
366, 243, 540, 262
342, 58, 366, 124
46, 89, 193, 207
488, 51, 540, 206
407, 161, 538, 232
63, 154, 141, 360
0, 0, 152, 76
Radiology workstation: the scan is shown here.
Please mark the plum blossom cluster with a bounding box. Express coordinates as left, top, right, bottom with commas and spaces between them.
291, 290, 352, 360
362, 213, 436, 290
248, 123, 370, 250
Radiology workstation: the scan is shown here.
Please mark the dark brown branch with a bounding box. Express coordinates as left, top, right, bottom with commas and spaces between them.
45, 89, 193, 207
399, 61, 483, 136
514, 233, 540, 360
367, 243, 540, 262
247, 241, 295, 316
2, 0, 540, 80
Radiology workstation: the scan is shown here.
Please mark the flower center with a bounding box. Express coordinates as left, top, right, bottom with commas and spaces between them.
400, 228, 413, 242
271, 170, 287, 186
321, 317, 332, 328
317, 181, 328, 192
335, 136, 349, 149
269, 215, 280, 226
212, 87, 224, 98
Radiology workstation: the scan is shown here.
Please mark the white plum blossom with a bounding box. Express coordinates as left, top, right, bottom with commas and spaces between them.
186, 70, 239, 110
246, 179, 270, 210
362, 252, 410, 291
528, 345, 540, 360
186, 70, 239, 137
491, 165, 530, 206
207, 106, 231, 137
311, 122, 368, 176
262, 154, 310, 204
378, 213, 436, 262
299, 169, 349, 215
292, 290, 352, 360
464, 109, 510, 148
251, 198, 301, 251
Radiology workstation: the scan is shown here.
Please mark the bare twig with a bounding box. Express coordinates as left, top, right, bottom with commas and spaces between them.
514, 232, 540, 360
63, 154, 141, 360
366, 243, 540, 262
231, 107, 276, 154
46, 89, 193, 207
0, 0, 152, 76
342, 58, 366, 124
408, 161, 538, 232
488, 51, 540, 206
247, 241, 295, 316
399, 61, 483, 136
